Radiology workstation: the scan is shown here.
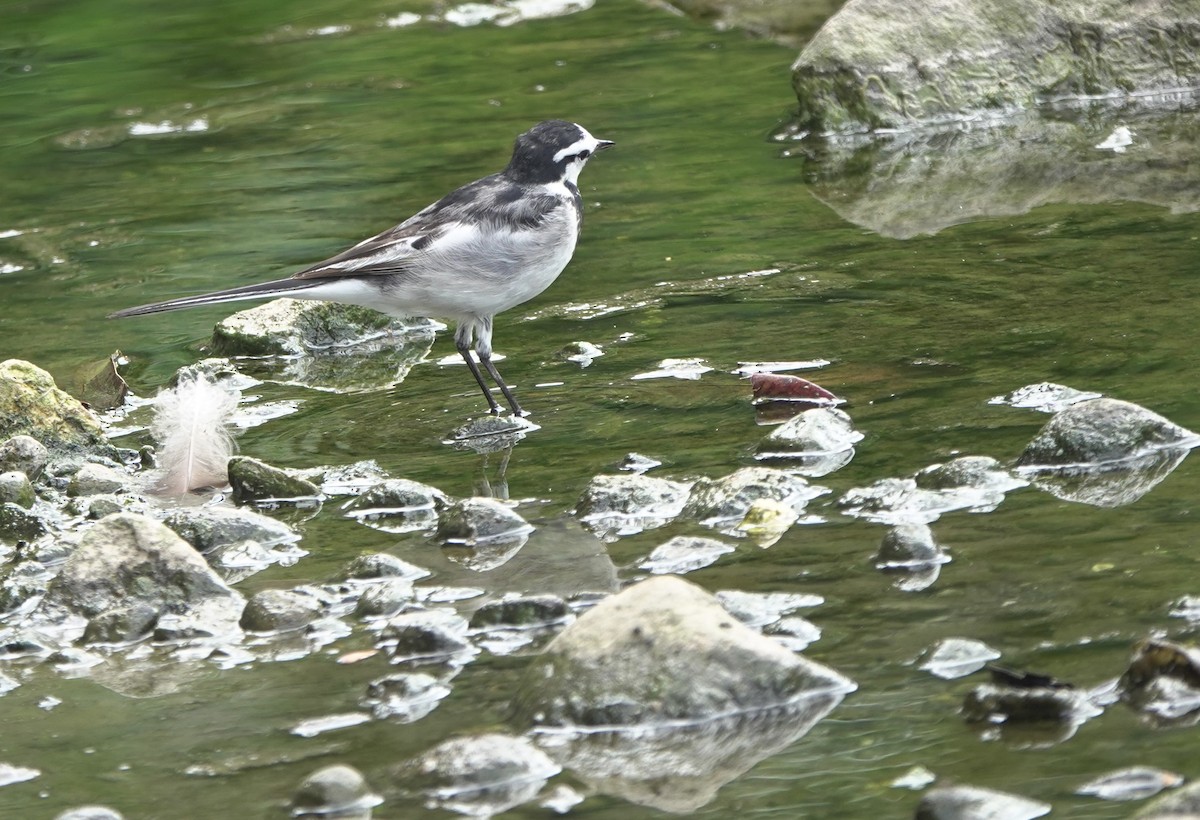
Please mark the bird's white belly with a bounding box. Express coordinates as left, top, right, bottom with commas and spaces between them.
395, 210, 579, 318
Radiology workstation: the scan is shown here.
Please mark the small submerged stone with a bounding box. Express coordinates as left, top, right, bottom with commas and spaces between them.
392, 733, 560, 818
637, 535, 734, 575
444, 415, 539, 455
0, 435, 49, 481
436, 497, 531, 545
891, 766, 937, 791
874, 522, 952, 592
0, 502, 47, 542
343, 478, 446, 533
963, 678, 1101, 727
575, 473, 691, 540
442, 0, 595, 27
735, 498, 798, 547
291, 763, 382, 817
1119, 638, 1200, 722
685, 466, 825, 528
617, 452, 662, 474
915, 785, 1050, 820
289, 713, 372, 738
362, 672, 452, 723
630, 357, 712, 380
307, 459, 389, 496
763, 616, 822, 652
914, 456, 1011, 491
989, 382, 1103, 413
0, 472, 34, 509
378, 609, 475, 665
227, 456, 320, 503
468, 594, 570, 630
716, 590, 824, 629
163, 505, 299, 554
0, 761, 39, 786
354, 579, 415, 619
875, 523, 945, 567
240, 588, 327, 633
755, 407, 862, 474
53, 806, 125, 820
339, 552, 430, 583
558, 340, 603, 366
1170, 595, 1200, 623
918, 638, 1000, 680
66, 462, 127, 497
840, 455, 1025, 525
1076, 765, 1183, 802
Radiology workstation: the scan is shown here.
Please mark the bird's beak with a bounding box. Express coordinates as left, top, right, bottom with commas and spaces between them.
596, 140, 615, 151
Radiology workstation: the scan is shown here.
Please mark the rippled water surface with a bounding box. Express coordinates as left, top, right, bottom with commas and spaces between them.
3, 0, 1200, 817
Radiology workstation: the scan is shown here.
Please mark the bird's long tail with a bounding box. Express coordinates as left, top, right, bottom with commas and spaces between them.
108, 276, 323, 318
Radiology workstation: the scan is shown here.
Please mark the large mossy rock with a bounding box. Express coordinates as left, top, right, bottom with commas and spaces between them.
511, 575, 855, 727
791, 0, 1200, 135
0, 360, 106, 452
211, 299, 396, 356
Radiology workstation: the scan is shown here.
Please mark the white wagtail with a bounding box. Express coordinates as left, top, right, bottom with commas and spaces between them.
110, 120, 613, 416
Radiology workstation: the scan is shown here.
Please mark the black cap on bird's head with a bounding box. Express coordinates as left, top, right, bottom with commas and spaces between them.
505, 120, 613, 185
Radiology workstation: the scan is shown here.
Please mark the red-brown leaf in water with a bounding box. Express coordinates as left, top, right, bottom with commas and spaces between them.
750, 373, 839, 404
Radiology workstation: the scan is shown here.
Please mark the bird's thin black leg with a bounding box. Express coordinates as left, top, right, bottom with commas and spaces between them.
473, 315, 526, 417
455, 324, 502, 414
479, 352, 525, 417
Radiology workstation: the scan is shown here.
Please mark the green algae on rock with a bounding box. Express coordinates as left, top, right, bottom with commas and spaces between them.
0, 360, 107, 452
789, 0, 1200, 135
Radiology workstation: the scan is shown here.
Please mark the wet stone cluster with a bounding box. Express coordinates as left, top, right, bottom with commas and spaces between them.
2, 340, 1200, 819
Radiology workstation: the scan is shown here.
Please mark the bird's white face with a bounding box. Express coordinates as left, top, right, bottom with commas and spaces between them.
554, 125, 611, 185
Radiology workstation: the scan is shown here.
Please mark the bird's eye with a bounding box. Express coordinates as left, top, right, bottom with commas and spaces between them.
577, 150, 591, 160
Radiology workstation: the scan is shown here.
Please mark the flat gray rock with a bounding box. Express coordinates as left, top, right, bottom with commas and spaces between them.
1017, 397, 1198, 466
512, 575, 855, 727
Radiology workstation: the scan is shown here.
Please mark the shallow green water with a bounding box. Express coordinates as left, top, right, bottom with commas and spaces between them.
3, 0, 1200, 817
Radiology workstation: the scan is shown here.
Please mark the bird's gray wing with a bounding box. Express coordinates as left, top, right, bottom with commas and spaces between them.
291, 174, 564, 281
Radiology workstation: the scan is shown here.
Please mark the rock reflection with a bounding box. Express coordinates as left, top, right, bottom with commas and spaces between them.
445, 417, 542, 499
1018, 447, 1191, 508
532, 695, 847, 814
788, 105, 1200, 239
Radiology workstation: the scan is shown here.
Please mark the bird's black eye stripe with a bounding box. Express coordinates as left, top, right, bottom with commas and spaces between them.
577, 149, 591, 160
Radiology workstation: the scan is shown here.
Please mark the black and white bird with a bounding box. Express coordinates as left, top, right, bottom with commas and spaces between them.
110, 120, 613, 416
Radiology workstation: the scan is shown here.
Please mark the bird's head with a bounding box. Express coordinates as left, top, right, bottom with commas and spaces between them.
505, 120, 613, 186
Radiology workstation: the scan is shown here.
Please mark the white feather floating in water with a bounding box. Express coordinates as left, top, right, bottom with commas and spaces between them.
150, 374, 240, 495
